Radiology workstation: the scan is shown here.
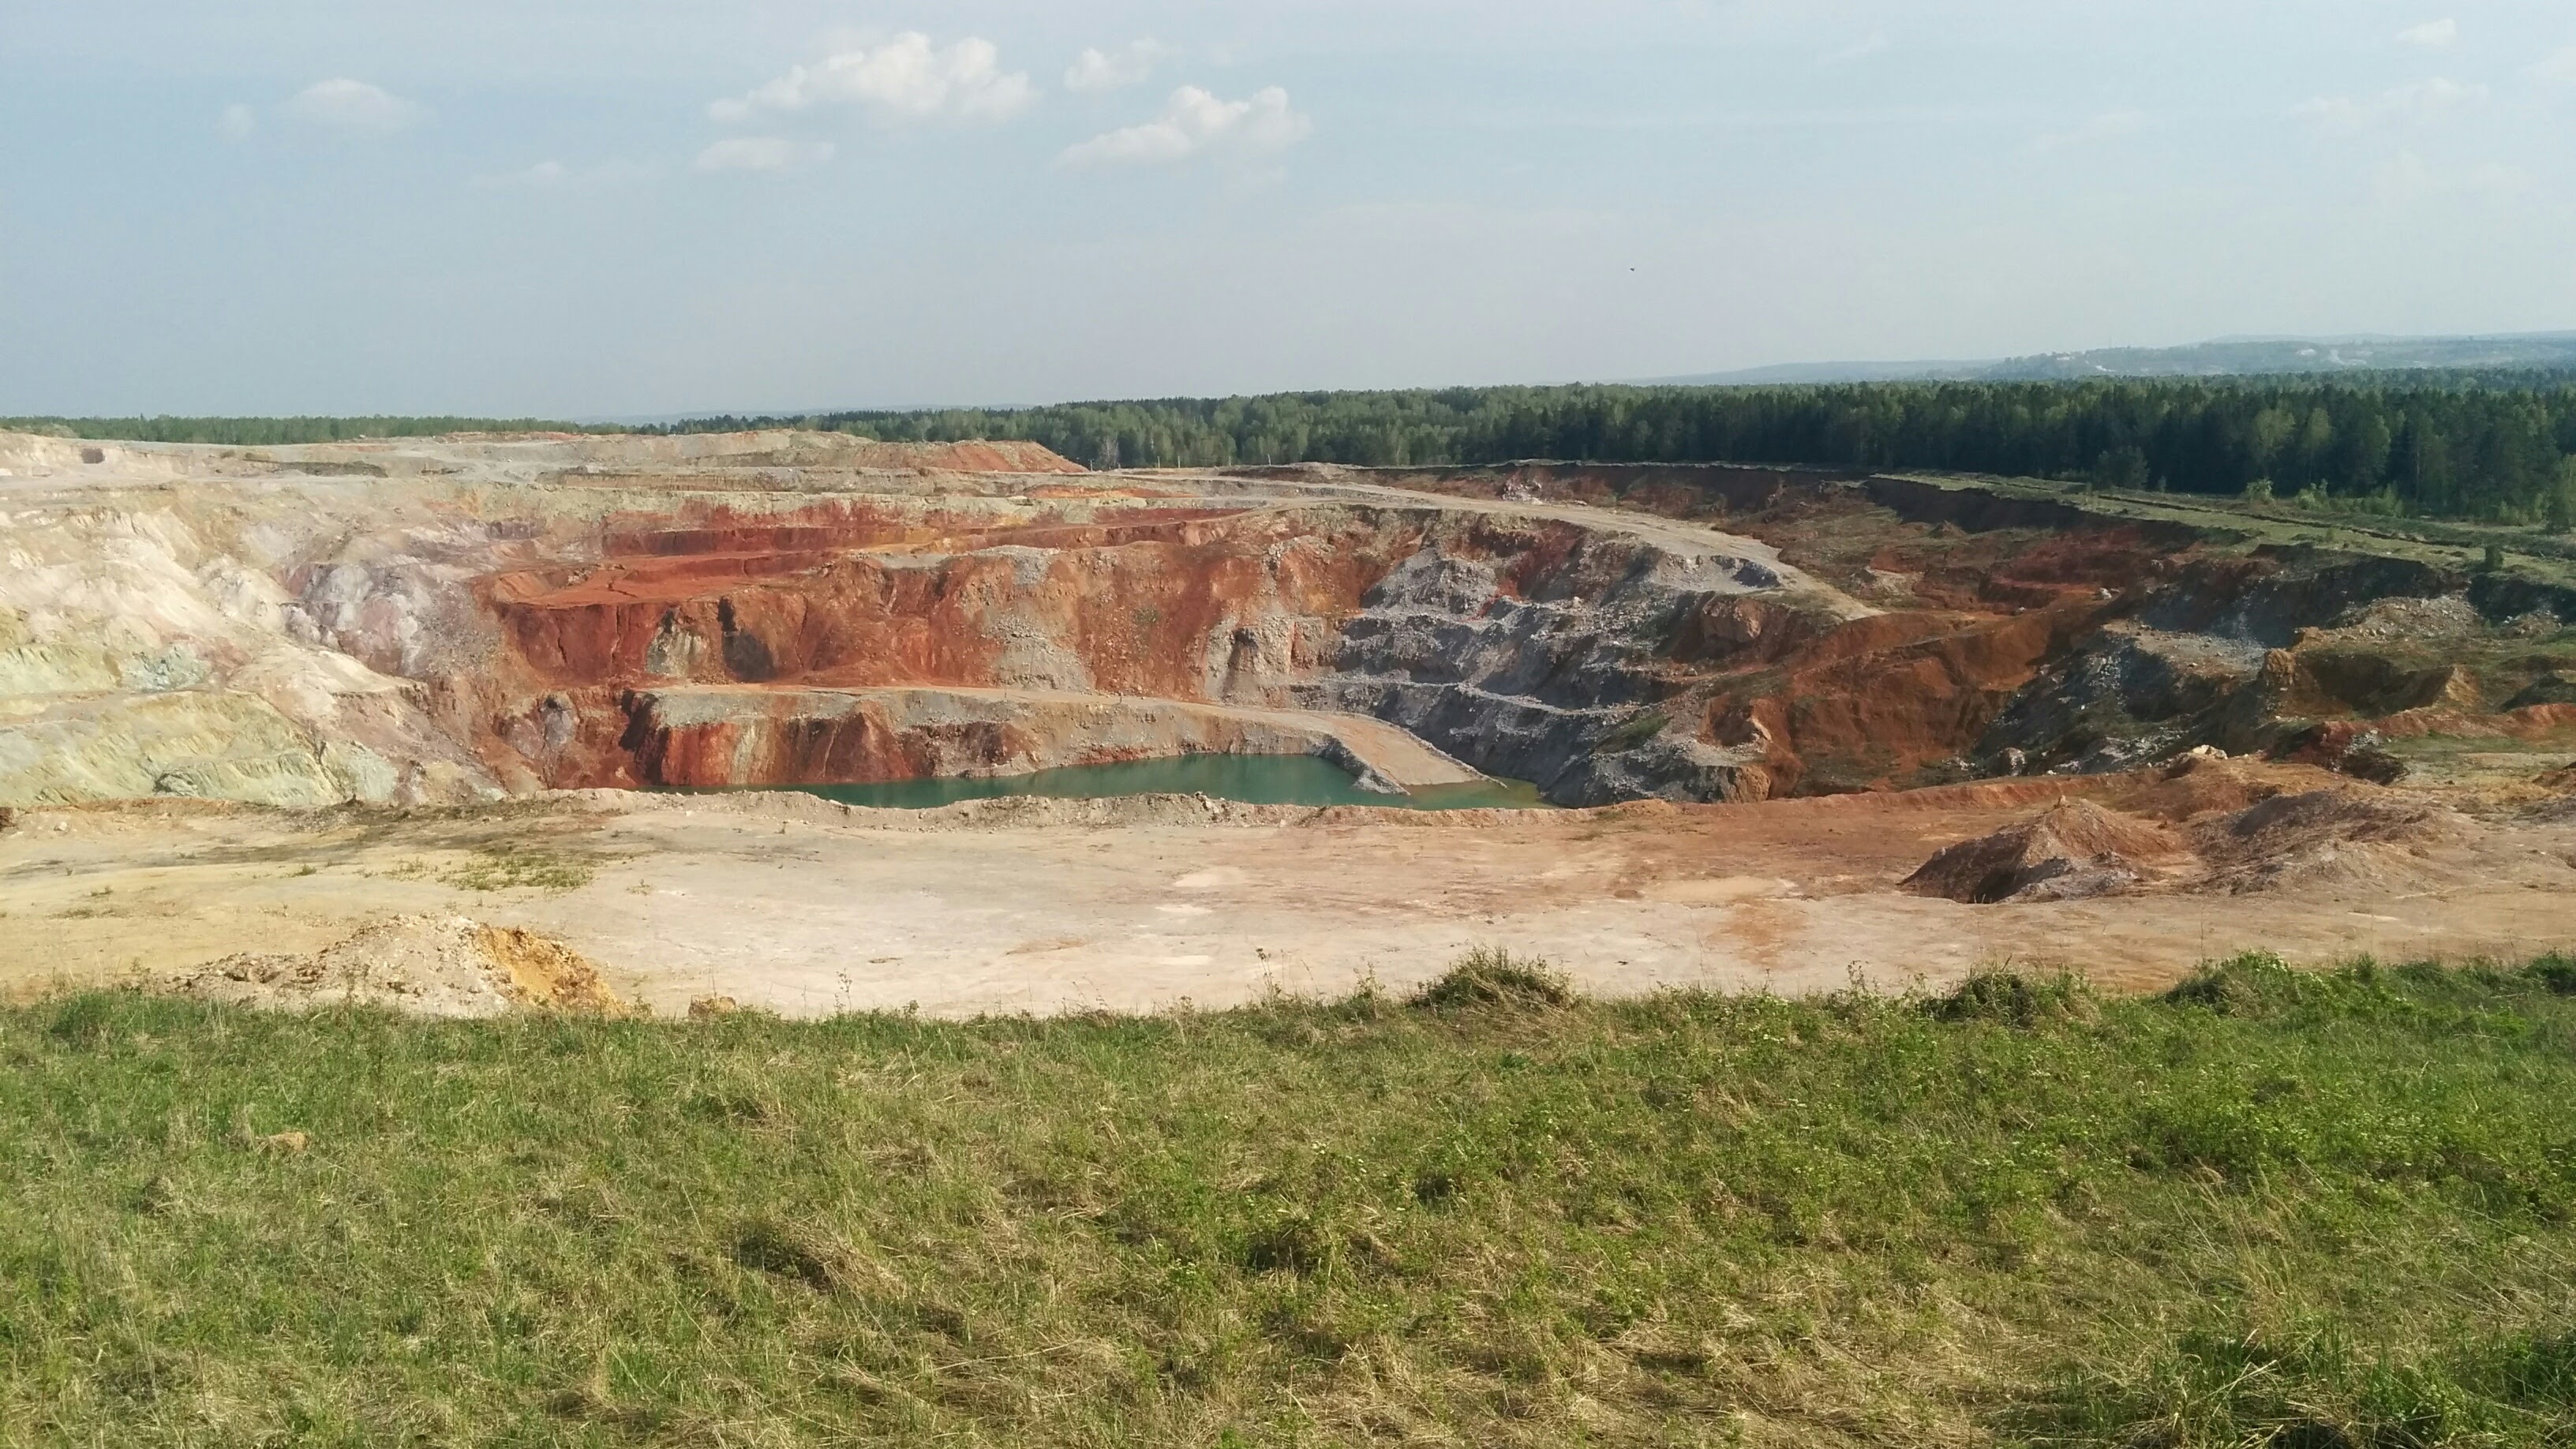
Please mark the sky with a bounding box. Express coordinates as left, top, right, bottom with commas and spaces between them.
4, 1, 2574, 417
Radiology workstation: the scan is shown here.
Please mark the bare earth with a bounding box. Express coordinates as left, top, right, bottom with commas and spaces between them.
7, 777, 2570, 1017
6, 429, 2574, 1015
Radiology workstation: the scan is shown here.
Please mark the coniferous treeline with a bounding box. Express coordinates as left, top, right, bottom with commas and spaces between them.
18, 374, 2576, 524
1, 417, 616, 447
680, 372, 2576, 526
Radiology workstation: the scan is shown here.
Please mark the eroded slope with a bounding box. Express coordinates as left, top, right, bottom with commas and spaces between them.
4, 434, 2572, 815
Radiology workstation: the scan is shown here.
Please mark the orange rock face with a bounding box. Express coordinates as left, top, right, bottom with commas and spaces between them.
475, 500, 1433, 789
419, 457, 2576, 807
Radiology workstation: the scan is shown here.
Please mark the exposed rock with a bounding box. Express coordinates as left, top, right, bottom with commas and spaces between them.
2507, 673, 2576, 710
1979, 621, 2265, 773
9, 431, 2574, 814
2337, 741, 2410, 786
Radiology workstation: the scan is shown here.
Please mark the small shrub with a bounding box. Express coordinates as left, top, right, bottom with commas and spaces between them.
1926, 968, 2099, 1028
1407, 949, 1573, 1010
2163, 952, 2308, 1017
2527, 955, 2576, 997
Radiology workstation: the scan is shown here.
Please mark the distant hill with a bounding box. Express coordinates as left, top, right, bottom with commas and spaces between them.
1655, 332, 2576, 386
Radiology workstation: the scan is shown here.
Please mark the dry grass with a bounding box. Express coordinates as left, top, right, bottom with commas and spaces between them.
2, 953, 2573, 1446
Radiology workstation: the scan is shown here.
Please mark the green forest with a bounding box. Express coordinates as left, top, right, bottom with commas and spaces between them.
17, 372, 2576, 525
0, 416, 613, 447
680, 372, 2576, 526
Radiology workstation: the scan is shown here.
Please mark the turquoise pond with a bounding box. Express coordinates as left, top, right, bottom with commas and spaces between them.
663, 753, 1552, 811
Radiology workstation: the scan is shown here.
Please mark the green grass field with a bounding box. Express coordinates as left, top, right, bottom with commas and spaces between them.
5, 953, 2574, 1447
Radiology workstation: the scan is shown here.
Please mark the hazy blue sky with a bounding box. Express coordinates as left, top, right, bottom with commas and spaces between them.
5, 2, 2573, 416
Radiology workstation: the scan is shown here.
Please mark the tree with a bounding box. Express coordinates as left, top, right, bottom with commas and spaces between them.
2549, 456, 2576, 534
2249, 406, 2299, 477
2093, 447, 2149, 492
2341, 412, 2393, 494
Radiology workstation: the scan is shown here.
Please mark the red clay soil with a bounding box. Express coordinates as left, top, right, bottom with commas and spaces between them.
1699, 598, 2107, 793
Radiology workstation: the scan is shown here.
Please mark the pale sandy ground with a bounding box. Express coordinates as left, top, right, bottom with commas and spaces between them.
5, 781, 2571, 1017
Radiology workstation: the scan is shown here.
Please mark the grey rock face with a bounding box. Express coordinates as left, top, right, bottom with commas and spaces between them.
1304, 537, 1765, 804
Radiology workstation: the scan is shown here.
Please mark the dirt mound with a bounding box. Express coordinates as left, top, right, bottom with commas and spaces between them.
1904, 799, 2191, 904
2192, 787, 2474, 896
2116, 752, 2345, 824
172, 915, 621, 1017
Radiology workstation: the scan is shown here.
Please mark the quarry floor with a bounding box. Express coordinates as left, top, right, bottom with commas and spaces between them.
6, 779, 2571, 1017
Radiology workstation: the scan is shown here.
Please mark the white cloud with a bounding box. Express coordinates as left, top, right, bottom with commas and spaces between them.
2529, 47, 2576, 83
283, 78, 421, 133
1061, 85, 1312, 167
1820, 32, 1889, 66
2396, 18, 2457, 47
710, 33, 1034, 126
694, 137, 836, 174
1066, 39, 1175, 93
2035, 110, 2147, 152
216, 103, 256, 141
2295, 77, 2485, 133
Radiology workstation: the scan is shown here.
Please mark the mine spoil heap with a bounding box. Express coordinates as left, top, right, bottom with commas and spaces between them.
2, 429, 2573, 811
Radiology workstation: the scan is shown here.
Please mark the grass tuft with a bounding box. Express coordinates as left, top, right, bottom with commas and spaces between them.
2162, 949, 2314, 1017
1406, 947, 1575, 1010
731, 1217, 841, 1293
1926, 967, 2100, 1028
44, 991, 119, 1047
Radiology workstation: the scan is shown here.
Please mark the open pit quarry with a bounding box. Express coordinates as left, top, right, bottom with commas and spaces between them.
2, 429, 2573, 1015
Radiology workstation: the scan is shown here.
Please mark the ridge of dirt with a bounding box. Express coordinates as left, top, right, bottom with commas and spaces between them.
1903, 762, 2492, 908
2192, 786, 2478, 897
1904, 799, 2193, 904
170, 915, 623, 1017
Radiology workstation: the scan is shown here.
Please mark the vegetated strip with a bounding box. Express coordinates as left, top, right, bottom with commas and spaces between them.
21, 369, 2576, 525
1, 416, 624, 446
669, 370, 2576, 526
5, 951, 2574, 1446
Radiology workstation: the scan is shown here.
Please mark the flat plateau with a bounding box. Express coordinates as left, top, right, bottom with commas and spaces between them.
7, 773, 2570, 1017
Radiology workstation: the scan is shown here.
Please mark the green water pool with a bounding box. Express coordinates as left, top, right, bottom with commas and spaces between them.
664, 753, 1552, 811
